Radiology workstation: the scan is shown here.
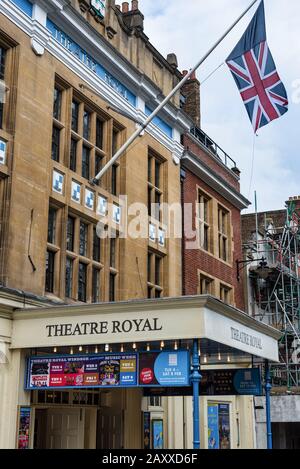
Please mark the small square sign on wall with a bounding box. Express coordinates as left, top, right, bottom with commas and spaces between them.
0, 140, 6, 165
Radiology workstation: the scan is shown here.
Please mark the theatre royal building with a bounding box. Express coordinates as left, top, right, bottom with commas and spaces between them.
0, 0, 281, 450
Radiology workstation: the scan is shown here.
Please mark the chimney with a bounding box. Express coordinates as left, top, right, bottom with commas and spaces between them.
122, 0, 144, 31
181, 71, 201, 127
122, 2, 129, 13
167, 53, 178, 69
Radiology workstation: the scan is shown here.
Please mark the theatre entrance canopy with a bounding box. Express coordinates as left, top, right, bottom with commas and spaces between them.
9, 296, 281, 362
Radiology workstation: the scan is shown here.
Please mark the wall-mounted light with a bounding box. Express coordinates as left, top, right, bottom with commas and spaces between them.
174, 341, 178, 351
147, 343, 150, 352
95, 346, 98, 354
105, 344, 110, 352
120, 344, 124, 353
53, 347, 57, 353
79, 346, 83, 352
132, 343, 136, 350
70, 347, 74, 355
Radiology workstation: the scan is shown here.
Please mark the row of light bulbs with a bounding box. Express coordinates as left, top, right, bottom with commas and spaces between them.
53, 340, 175, 355
202, 353, 231, 363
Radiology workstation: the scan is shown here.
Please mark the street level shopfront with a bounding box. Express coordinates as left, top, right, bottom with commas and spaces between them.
0, 296, 281, 449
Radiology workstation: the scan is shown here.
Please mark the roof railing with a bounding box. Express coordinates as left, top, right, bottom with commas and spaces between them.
190, 127, 237, 171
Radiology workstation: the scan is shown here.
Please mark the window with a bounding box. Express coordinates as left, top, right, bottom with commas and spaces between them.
199, 274, 214, 295
53, 87, 62, 120
148, 154, 163, 221
198, 192, 211, 252
65, 257, 73, 298
51, 126, 60, 162
47, 207, 57, 244
71, 101, 79, 133
66, 216, 75, 252
93, 227, 100, 262
82, 145, 90, 180
218, 207, 229, 262
79, 221, 88, 257
78, 262, 87, 302
111, 164, 118, 196
83, 109, 91, 140
45, 250, 55, 293
96, 118, 103, 149
110, 238, 116, 268
0, 47, 6, 129
109, 272, 116, 302
112, 129, 119, 155
70, 138, 77, 171
147, 251, 163, 298
95, 154, 102, 179
220, 284, 232, 305
92, 268, 100, 303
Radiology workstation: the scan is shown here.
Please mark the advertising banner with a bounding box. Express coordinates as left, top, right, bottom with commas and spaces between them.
25, 351, 190, 390
138, 351, 190, 387
26, 354, 137, 390
207, 404, 219, 450
144, 368, 262, 396
152, 420, 164, 450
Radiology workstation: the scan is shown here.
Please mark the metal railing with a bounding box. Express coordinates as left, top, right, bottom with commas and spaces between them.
190, 127, 237, 171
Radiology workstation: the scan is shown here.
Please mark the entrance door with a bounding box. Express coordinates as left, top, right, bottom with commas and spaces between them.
97, 409, 123, 449
46, 408, 85, 449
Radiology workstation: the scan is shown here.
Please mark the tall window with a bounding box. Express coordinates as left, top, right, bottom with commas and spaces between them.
71, 101, 79, 133
45, 250, 55, 293
65, 257, 73, 298
147, 251, 163, 298
218, 206, 229, 262
198, 192, 211, 252
96, 118, 103, 149
92, 268, 100, 303
93, 227, 100, 262
110, 238, 116, 268
70, 138, 77, 171
82, 145, 90, 180
111, 164, 118, 196
109, 272, 116, 302
79, 221, 88, 257
78, 262, 87, 302
53, 87, 62, 120
51, 126, 60, 162
220, 284, 232, 304
148, 154, 163, 221
66, 216, 75, 252
47, 207, 57, 244
199, 274, 214, 295
83, 109, 91, 141
0, 46, 6, 129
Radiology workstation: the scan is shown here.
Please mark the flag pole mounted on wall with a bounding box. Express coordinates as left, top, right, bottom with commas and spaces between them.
91, 0, 259, 185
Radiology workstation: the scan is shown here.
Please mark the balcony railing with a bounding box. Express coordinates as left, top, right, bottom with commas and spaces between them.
190, 127, 237, 171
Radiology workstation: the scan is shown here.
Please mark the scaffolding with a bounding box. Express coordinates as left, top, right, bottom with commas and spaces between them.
243, 200, 300, 388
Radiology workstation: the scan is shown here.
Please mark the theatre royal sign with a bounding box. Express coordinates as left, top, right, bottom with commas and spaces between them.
10, 297, 281, 362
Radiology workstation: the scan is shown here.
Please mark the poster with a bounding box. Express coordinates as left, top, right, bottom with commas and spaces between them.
139, 351, 190, 387
152, 419, 164, 450
207, 404, 219, 450
207, 403, 231, 450
143, 412, 151, 450
17, 407, 31, 450
218, 404, 231, 449
26, 354, 137, 390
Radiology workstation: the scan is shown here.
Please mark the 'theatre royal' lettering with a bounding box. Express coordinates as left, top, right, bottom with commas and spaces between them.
231, 327, 263, 350
46, 318, 163, 338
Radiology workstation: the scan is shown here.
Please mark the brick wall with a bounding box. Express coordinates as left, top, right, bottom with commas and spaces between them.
182, 149, 245, 311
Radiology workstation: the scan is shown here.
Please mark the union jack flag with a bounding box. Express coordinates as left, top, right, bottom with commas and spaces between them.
226, 1, 288, 132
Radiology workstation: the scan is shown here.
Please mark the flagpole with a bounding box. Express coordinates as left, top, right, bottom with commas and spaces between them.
91, 0, 259, 185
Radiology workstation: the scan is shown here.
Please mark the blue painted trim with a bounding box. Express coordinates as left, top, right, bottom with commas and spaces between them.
265, 360, 273, 449
145, 105, 173, 138
190, 339, 201, 450
10, 0, 33, 17
46, 19, 137, 107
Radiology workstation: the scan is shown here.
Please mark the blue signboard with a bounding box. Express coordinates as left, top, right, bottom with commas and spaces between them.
10, 0, 33, 17
139, 351, 190, 387
145, 106, 173, 138
152, 420, 164, 450
46, 19, 137, 107
233, 369, 262, 395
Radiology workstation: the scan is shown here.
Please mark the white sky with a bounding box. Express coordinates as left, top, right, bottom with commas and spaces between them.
140, 0, 300, 213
